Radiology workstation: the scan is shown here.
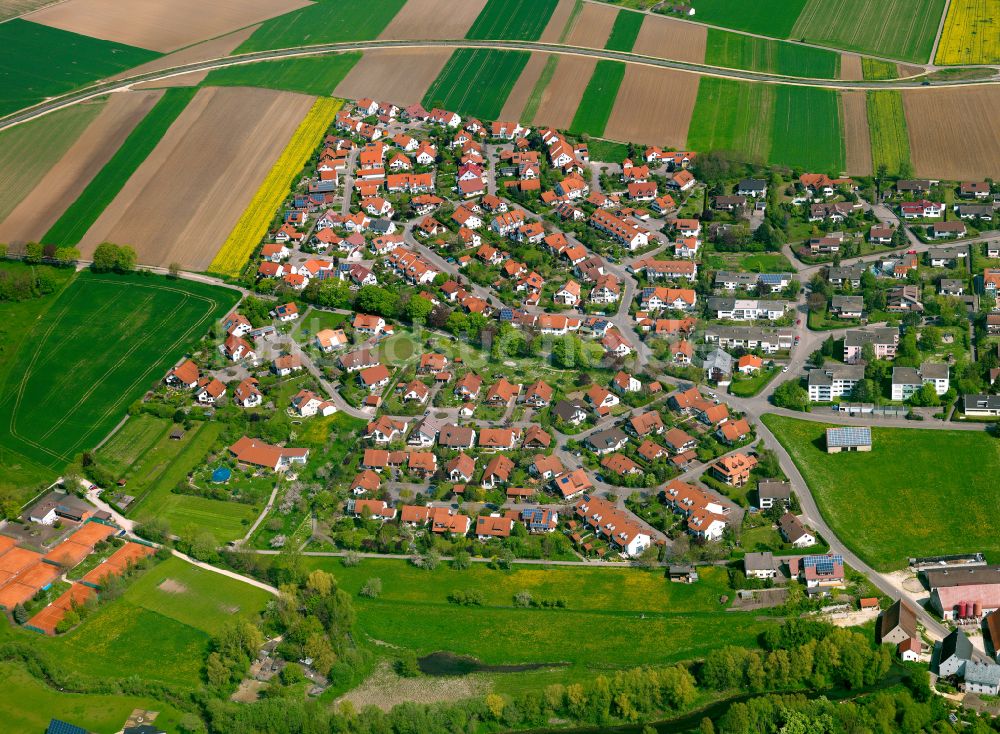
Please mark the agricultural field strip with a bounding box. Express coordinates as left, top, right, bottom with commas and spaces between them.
8, 280, 222, 463
3, 36, 997, 131
935, 0, 1000, 65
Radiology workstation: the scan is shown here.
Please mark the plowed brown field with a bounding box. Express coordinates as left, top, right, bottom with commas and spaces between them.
379, 0, 487, 40
500, 52, 548, 120
126, 26, 260, 89
632, 14, 706, 64
564, 2, 618, 48
540, 0, 577, 42
840, 53, 863, 80
903, 87, 1000, 180
841, 90, 872, 175
334, 48, 453, 106
0, 90, 162, 244
604, 64, 698, 147
77, 87, 314, 269
533, 55, 598, 129
25, 0, 308, 52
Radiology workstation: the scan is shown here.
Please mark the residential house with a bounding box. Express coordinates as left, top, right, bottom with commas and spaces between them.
779, 513, 817, 548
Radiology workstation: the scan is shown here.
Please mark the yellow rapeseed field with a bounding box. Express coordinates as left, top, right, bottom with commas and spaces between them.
935, 0, 999, 65
208, 96, 342, 277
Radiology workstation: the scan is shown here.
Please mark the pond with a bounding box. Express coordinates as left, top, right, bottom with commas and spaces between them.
418, 652, 569, 677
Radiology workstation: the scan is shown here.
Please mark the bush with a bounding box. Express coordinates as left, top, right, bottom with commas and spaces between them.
359, 578, 382, 598
447, 589, 484, 606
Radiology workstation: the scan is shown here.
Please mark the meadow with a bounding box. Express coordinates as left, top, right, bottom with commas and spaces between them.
0, 100, 104, 222
687, 77, 774, 163
0, 662, 186, 734
586, 138, 631, 162
1, 556, 271, 690
569, 61, 626, 136
604, 9, 645, 52
202, 53, 362, 97
465, 0, 559, 41
42, 88, 196, 246
0, 272, 238, 492
936, 0, 1000, 64
768, 85, 845, 172
0, 20, 158, 116
763, 415, 1000, 571
236, 0, 406, 53
705, 29, 840, 78
688, 0, 806, 37
790, 0, 945, 64
866, 90, 911, 176
310, 558, 770, 676
422, 49, 530, 121
108, 419, 261, 544
861, 58, 898, 80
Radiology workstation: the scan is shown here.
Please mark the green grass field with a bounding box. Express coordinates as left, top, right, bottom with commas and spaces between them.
422, 49, 530, 120
0, 263, 76, 497
862, 58, 898, 80
705, 28, 840, 78
604, 9, 645, 52
0, 100, 105, 222
43, 88, 196, 246
687, 77, 774, 163
586, 138, 631, 162
0, 20, 158, 116
690, 0, 806, 37
2, 556, 271, 690
769, 85, 845, 171
790, 0, 946, 63
763, 415, 1000, 571
466, 0, 559, 40
236, 0, 406, 53
202, 53, 361, 96
866, 90, 911, 177
0, 272, 239, 498
569, 61, 626, 136
112, 419, 260, 543
310, 559, 769, 675
0, 662, 186, 734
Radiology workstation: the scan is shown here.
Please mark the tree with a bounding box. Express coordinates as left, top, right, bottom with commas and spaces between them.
485, 693, 506, 720
307, 569, 335, 596
168, 262, 182, 278
849, 379, 878, 404
807, 292, 827, 313
405, 294, 433, 323
54, 246, 80, 265
116, 244, 137, 272
24, 241, 44, 264
912, 382, 940, 407
772, 380, 809, 411
12, 603, 28, 625
189, 531, 217, 561
359, 577, 382, 598
355, 284, 399, 317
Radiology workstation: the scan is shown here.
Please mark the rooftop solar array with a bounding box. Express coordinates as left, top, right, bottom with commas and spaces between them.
825, 426, 872, 447
803, 555, 844, 574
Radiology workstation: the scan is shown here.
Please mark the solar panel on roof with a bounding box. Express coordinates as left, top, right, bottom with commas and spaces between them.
803, 555, 843, 574
826, 427, 871, 446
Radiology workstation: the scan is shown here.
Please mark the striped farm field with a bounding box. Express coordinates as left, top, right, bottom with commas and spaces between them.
690, 0, 805, 37
604, 9, 645, 52
465, 0, 559, 40
790, 0, 945, 63
42, 88, 196, 246
705, 28, 839, 78
569, 60, 626, 136
208, 96, 341, 277
687, 77, 774, 163
769, 85, 845, 171
421, 49, 530, 120
202, 53, 362, 96
866, 90, 911, 176
936, 0, 1000, 64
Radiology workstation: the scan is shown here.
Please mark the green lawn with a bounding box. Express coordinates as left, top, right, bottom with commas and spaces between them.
0, 272, 238, 500
123, 421, 260, 544
466, 0, 560, 40
0, 20, 158, 116
0, 662, 186, 734
236, 0, 406, 53
586, 138, 631, 162
769, 85, 845, 172
687, 77, 774, 163
763, 414, 1000, 571
42, 88, 196, 246
0, 100, 105, 222
202, 53, 361, 96
3, 556, 271, 690
422, 49, 530, 120
790, 0, 946, 64
604, 9, 645, 52
689, 0, 806, 37
862, 58, 898, 80
866, 90, 911, 177
569, 60, 626, 136
705, 28, 840, 78
309, 559, 769, 672
728, 366, 780, 397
